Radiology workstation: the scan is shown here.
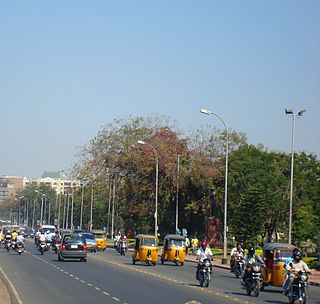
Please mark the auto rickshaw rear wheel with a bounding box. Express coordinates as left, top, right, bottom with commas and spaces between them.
132, 259, 136, 265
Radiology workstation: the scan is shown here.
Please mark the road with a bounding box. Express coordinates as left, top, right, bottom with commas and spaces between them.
0, 240, 319, 304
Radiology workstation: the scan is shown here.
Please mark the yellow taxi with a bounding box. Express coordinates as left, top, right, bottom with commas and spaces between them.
93, 231, 107, 251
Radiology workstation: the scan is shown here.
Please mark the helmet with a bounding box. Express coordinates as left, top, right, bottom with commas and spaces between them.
292, 249, 302, 262
201, 240, 207, 249
248, 246, 255, 255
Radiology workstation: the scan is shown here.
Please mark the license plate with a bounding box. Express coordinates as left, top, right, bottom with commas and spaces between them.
71, 245, 78, 249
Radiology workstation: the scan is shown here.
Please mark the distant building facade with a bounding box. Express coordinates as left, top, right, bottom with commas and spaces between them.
0, 176, 27, 202
0, 171, 79, 202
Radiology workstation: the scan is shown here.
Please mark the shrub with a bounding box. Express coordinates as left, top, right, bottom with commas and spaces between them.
308, 260, 320, 270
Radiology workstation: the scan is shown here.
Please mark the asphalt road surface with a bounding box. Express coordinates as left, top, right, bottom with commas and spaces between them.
0, 240, 319, 304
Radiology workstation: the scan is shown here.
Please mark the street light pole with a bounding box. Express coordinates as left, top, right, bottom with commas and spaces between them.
175, 154, 180, 233
285, 109, 306, 244
35, 190, 46, 226
138, 140, 159, 237
200, 108, 229, 264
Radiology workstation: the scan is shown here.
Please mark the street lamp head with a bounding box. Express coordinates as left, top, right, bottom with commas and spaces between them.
200, 108, 211, 115
137, 140, 146, 145
285, 109, 293, 115
298, 109, 306, 116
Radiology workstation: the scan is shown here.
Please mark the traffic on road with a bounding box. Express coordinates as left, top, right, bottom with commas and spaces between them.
0, 226, 319, 304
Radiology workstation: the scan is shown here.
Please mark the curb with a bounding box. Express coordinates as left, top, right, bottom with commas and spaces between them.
0, 267, 23, 304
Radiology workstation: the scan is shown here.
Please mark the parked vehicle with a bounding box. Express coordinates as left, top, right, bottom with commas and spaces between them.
243, 262, 263, 297
132, 234, 158, 266
287, 271, 308, 304
262, 243, 297, 289
197, 258, 212, 287
57, 234, 87, 262
160, 234, 186, 266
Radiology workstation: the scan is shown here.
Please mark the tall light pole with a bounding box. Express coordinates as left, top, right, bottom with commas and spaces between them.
200, 108, 229, 264
285, 108, 306, 244
35, 190, 46, 226
80, 182, 88, 230
175, 154, 180, 233
138, 140, 159, 237
90, 185, 94, 231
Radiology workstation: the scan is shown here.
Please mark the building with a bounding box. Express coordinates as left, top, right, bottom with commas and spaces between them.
0, 176, 27, 202
0, 172, 80, 202
24, 171, 80, 194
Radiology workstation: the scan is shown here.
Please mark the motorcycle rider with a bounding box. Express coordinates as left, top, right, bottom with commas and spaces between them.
4, 230, 12, 248
16, 232, 25, 250
230, 242, 244, 272
196, 240, 213, 280
283, 249, 310, 295
242, 246, 265, 287
119, 234, 128, 253
35, 229, 41, 246
11, 230, 18, 241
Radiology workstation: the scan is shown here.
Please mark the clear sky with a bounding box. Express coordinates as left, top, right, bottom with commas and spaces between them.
1, 1, 319, 178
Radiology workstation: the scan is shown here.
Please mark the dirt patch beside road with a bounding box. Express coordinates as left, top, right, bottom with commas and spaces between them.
0, 276, 11, 304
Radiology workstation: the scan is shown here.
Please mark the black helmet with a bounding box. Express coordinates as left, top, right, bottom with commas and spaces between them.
292, 249, 302, 262
248, 246, 255, 255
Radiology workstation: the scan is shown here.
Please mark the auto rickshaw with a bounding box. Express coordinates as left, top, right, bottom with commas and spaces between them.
93, 231, 107, 251
262, 242, 297, 289
132, 234, 158, 266
160, 234, 186, 266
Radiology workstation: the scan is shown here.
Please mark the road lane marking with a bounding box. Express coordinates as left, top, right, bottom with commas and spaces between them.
90, 255, 252, 304
26, 250, 127, 302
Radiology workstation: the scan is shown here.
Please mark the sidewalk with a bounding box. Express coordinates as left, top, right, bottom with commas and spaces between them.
184, 253, 320, 287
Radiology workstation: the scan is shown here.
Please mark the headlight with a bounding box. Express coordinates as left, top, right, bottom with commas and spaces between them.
253, 265, 260, 272
204, 261, 211, 267
300, 274, 308, 281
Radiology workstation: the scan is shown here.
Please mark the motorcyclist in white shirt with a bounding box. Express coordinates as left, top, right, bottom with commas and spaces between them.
196, 240, 213, 280
16, 232, 25, 249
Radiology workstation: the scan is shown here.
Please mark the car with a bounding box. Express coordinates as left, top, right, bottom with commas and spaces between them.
78, 233, 97, 252
58, 233, 87, 262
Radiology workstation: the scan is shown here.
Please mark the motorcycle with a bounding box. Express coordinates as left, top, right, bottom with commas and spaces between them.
120, 240, 127, 256
287, 271, 308, 304
234, 255, 245, 278
197, 258, 213, 287
4, 239, 12, 252
15, 241, 25, 255
243, 263, 262, 297
11, 240, 17, 251
39, 241, 47, 255
114, 239, 119, 252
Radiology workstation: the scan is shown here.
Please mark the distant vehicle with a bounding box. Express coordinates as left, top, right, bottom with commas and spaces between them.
58, 233, 87, 262
78, 233, 97, 252
93, 231, 107, 251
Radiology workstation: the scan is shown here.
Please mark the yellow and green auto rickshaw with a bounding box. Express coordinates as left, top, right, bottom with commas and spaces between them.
262, 242, 297, 289
93, 231, 107, 251
160, 234, 186, 266
132, 234, 158, 266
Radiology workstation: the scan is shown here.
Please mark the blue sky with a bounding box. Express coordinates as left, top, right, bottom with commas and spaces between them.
1, 1, 319, 178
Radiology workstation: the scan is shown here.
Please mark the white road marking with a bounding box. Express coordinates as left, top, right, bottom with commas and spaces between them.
112, 297, 120, 301
95, 287, 101, 291
103, 291, 110, 296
